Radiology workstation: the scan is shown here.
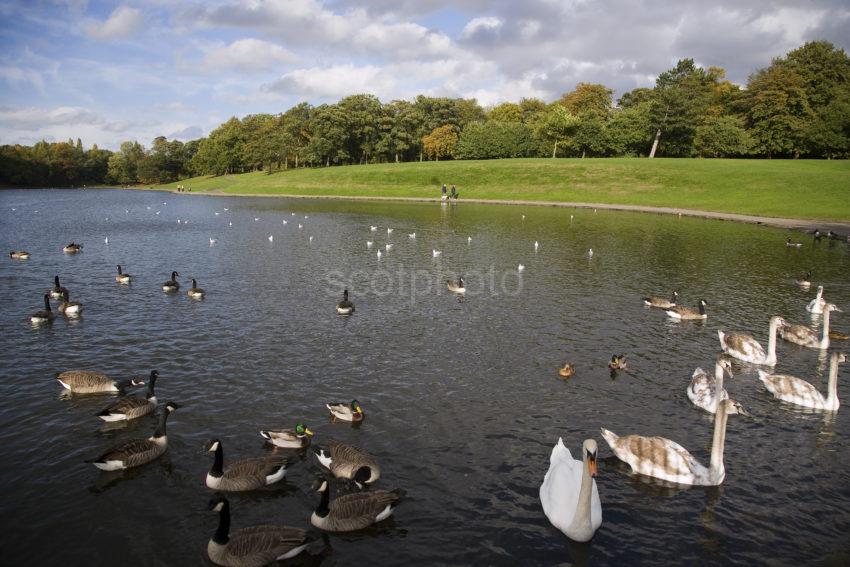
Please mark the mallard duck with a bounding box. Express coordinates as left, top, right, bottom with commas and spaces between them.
781, 304, 840, 349
310, 478, 405, 532
96, 370, 158, 421
9, 250, 30, 259
785, 237, 802, 248
31, 293, 56, 324
56, 370, 145, 394
314, 439, 381, 487
666, 299, 707, 320
806, 286, 826, 314
162, 271, 180, 292
207, 496, 311, 566
687, 359, 733, 414
188, 278, 205, 299
336, 289, 355, 314
539, 438, 601, 542
446, 276, 465, 293
643, 291, 678, 309
327, 400, 364, 422
558, 362, 575, 378
115, 265, 132, 284
63, 242, 82, 253
49, 275, 68, 299
86, 402, 180, 470
718, 316, 786, 366
259, 423, 314, 449
58, 290, 82, 316
608, 354, 627, 371
795, 271, 811, 289
205, 438, 290, 492
601, 399, 741, 485
758, 352, 845, 411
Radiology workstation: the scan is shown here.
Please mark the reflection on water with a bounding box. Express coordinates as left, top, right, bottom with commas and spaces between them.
1, 189, 849, 566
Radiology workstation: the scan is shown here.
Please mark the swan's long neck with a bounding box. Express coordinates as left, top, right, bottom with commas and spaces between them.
568, 455, 594, 534
826, 354, 840, 409
765, 319, 779, 364
714, 362, 725, 394
708, 404, 730, 483
820, 308, 831, 349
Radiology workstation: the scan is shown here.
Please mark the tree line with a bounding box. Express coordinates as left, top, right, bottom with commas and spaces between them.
1, 41, 847, 187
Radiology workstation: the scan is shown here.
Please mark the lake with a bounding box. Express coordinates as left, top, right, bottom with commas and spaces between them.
1, 188, 849, 566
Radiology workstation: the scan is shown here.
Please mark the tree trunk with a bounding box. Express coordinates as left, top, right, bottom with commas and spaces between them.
395, 152, 399, 163
648, 129, 661, 158
420, 151, 423, 162
326, 157, 330, 167
581, 150, 586, 159
552, 141, 558, 158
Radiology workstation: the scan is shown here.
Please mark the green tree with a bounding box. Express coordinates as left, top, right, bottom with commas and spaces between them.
422, 125, 458, 161
535, 105, 579, 158
559, 83, 613, 117
488, 103, 523, 123
694, 116, 751, 157
746, 65, 812, 157
455, 121, 536, 159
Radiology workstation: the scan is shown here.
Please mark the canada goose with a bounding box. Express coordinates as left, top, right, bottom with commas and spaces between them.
58, 290, 83, 316
9, 251, 30, 259
687, 359, 734, 414
162, 271, 180, 292
806, 286, 826, 314
207, 495, 311, 566
558, 362, 575, 378
314, 439, 381, 487
188, 279, 205, 299
446, 276, 465, 293
539, 438, 601, 542
259, 423, 314, 449
758, 352, 846, 411
310, 478, 405, 532
97, 370, 159, 422
718, 316, 786, 366
86, 402, 180, 470
336, 289, 355, 314
49, 275, 68, 299
205, 439, 290, 492
63, 242, 82, 253
795, 271, 811, 289
115, 265, 132, 284
644, 291, 678, 309
781, 304, 840, 349
785, 237, 802, 248
327, 400, 364, 422
601, 399, 741, 485
31, 294, 56, 324
56, 370, 145, 394
608, 354, 627, 371
666, 299, 708, 320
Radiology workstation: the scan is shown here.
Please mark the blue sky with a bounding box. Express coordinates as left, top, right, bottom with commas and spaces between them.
1, 0, 848, 149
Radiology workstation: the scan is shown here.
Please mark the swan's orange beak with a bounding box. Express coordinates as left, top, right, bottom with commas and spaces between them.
588, 454, 597, 477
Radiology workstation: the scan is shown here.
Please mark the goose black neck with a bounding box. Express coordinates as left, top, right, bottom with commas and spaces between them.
209, 443, 224, 478
54, 275, 60, 286
192, 279, 197, 288
117, 265, 122, 274
43, 295, 51, 311
699, 302, 706, 315
316, 485, 330, 517
146, 374, 157, 398
213, 500, 230, 545
153, 409, 170, 438
343, 290, 348, 300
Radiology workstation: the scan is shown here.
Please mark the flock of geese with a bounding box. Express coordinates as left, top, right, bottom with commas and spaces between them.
9, 207, 850, 562
541, 236, 847, 543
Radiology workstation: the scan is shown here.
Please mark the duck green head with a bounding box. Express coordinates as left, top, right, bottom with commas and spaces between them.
295, 423, 314, 436
351, 399, 363, 414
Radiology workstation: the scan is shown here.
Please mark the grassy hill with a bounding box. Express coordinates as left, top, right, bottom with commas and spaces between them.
158, 158, 850, 221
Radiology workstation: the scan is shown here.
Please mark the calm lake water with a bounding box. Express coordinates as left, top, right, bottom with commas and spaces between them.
1, 188, 849, 566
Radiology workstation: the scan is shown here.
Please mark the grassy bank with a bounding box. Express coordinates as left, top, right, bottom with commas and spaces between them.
158, 158, 850, 221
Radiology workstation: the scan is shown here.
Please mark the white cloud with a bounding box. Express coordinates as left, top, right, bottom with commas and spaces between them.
264, 64, 389, 99
203, 38, 297, 73
460, 16, 503, 39
85, 5, 145, 40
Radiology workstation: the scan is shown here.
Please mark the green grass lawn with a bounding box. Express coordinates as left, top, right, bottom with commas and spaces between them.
158, 158, 850, 221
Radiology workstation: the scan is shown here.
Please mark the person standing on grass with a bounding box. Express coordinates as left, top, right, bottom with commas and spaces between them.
441, 183, 447, 200
450, 185, 457, 199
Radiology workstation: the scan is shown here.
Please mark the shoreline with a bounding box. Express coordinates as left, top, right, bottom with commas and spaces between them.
151, 188, 850, 233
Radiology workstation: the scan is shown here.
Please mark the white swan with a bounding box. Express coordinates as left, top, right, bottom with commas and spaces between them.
718, 315, 785, 366
806, 286, 826, 314
687, 358, 733, 414
540, 438, 601, 542
758, 352, 845, 411
781, 304, 840, 349
601, 399, 740, 485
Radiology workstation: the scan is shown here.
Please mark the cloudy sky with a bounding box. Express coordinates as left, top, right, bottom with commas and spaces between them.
1, 0, 848, 149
